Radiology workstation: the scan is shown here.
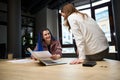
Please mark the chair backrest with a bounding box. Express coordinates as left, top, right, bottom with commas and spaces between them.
37, 33, 43, 51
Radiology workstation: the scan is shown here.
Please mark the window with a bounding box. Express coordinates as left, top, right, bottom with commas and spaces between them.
21, 16, 35, 57
60, 15, 76, 54
95, 6, 111, 42
92, 1, 117, 53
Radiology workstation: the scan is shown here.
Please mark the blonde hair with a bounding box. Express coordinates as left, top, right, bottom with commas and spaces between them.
61, 3, 88, 30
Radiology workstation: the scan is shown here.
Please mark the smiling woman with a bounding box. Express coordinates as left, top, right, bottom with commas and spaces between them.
32, 28, 62, 60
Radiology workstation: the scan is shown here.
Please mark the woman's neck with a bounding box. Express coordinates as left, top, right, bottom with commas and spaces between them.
45, 40, 51, 45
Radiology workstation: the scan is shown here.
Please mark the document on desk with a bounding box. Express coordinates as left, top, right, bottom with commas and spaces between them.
27, 48, 67, 66
27, 48, 52, 58
32, 51, 52, 58
7, 59, 34, 63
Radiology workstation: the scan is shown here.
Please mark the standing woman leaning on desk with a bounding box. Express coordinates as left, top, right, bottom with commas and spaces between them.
61, 3, 109, 64
32, 28, 62, 60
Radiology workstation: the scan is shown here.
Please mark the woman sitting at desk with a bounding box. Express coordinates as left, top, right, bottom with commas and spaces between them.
32, 28, 62, 60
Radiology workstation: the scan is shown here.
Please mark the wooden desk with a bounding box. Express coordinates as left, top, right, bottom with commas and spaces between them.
0, 58, 120, 80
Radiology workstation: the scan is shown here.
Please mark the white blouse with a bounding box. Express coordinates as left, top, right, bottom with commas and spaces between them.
68, 13, 109, 59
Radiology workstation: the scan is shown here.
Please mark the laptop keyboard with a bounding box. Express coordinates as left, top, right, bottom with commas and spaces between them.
42, 60, 56, 63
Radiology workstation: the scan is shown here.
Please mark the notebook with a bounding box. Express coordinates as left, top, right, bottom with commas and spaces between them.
27, 48, 67, 66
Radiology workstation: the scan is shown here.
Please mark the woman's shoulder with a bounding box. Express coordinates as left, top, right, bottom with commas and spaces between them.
69, 12, 76, 17
68, 13, 81, 20
52, 40, 60, 42
51, 40, 60, 43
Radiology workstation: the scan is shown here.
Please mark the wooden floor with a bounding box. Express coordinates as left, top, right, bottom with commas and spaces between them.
0, 58, 120, 80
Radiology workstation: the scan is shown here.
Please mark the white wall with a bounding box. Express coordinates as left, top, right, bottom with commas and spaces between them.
47, 8, 59, 40
35, 8, 59, 40
35, 7, 47, 36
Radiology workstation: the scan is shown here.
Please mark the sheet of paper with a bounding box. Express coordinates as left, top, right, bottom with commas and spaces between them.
27, 48, 52, 59
7, 59, 34, 63
32, 51, 52, 58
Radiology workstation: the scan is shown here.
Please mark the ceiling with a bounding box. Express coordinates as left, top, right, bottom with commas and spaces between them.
21, 0, 74, 14
0, 0, 99, 14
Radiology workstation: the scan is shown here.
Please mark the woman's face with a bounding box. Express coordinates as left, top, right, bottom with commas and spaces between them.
42, 30, 51, 42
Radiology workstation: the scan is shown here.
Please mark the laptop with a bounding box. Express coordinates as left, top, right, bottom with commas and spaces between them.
27, 48, 67, 66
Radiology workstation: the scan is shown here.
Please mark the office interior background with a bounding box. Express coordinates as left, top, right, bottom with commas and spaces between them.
0, 0, 120, 60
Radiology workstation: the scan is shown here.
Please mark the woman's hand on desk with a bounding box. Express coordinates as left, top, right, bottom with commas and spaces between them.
70, 58, 84, 64
31, 55, 37, 60
50, 54, 61, 60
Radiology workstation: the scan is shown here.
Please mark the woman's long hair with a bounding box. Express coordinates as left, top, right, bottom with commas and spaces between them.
37, 28, 55, 51
61, 3, 88, 30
